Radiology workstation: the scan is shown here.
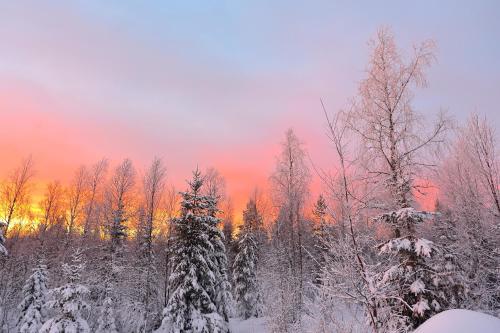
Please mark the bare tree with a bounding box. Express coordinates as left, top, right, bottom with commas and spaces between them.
1, 156, 34, 237
463, 114, 500, 217
106, 159, 136, 254
161, 184, 179, 308
203, 167, 226, 201
268, 128, 311, 329
140, 157, 167, 258
83, 159, 108, 238
319, 105, 379, 329
39, 181, 63, 236
136, 157, 167, 331
348, 27, 446, 210
66, 166, 88, 236
437, 115, 500, 313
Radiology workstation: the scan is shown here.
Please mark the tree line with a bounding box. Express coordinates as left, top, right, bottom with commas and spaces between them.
0, 27, 499, 333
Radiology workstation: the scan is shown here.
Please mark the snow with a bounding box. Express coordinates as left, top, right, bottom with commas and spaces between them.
415, 309, 500, 333
415, 238, 433, 257
412, 299, 430, 316
410, 279, 425, 295
229, 317, 268, 333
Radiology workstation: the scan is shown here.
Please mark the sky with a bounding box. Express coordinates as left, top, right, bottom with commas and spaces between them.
1, 0, 499, 218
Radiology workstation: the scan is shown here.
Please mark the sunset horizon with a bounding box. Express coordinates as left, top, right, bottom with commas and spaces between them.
1, 2, 499, 333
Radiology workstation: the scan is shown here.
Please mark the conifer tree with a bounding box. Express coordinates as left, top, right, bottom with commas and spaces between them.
96, 295, 118, 333
156, 169, 229, 333
17, 258, 49, 333
312, 194, 330, 284
375, 208, 446, 330
241, 199, 265, 247
232, 223, 262, 319
40, 249, 90, 333
206, 194, 232, 322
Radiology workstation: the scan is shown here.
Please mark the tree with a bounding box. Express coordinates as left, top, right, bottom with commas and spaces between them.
17, 258, 49, 333
241, 198, 265, 246
268, 129, 311, 329
156, 169, 229, 333
83, 158, 108, 238
161, 185, 179, 310
232, 201, 263, 319
316, 105, 380, 330
1, 156, 34, 237
96, 294, 118, 333
437, 117, 500, 314
374, 208, 446, 330
348, 27, 445, 210
38, 181, 63, 237
40, 249, 90, 333
202, 167, 226, 201
462, 114, 500, 217
136, 157, 167, 331
311, 194, 330, 284
346, 27, 448, 331
106, 159, 136, 256
67, 166, 88, 236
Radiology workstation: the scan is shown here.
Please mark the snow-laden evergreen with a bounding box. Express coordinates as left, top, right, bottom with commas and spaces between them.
40, 249, 90, 333
96, 295, 118, 333
232, 226, 262, 319
375, 208, 448, 331
156, 169, 229, 333
17, 258, 49, 333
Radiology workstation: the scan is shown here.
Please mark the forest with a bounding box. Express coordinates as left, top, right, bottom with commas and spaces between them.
0, 28, 499, 333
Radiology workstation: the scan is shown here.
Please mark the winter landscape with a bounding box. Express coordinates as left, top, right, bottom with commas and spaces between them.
1, 1, 500, 332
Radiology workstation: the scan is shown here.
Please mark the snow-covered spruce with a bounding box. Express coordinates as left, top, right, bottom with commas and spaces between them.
17, 259, 49, 333
96, 296, 118, 333
375, 208, 448, 330
40, 249, 90, 333
232, 224, 262, 319
156, 169, 230, 333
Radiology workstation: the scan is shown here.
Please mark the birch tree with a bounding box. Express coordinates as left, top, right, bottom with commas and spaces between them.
1, 156, 34, 237
268, 129, 311, 331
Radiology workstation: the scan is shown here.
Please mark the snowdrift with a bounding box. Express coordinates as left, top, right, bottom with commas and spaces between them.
229, 317, 268, 333
415, 309, 500, 333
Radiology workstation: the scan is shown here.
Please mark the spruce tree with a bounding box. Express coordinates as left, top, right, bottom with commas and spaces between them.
232, 224, 262, 319
206, 194, 232, 322
241, 199, 266, 247
156, 169, 229, 333
40, 248, 90, 333
96, 295, 118, 333
312, 194, 331, 284
17, 258, 49, 333
375, 208, 447, 331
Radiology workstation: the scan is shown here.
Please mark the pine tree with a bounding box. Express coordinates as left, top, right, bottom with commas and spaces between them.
17, 258, 49, 333
232, 224, 262, 319
40, 248, 90, 333
96, 295, 118, 333
0, 220, 7, 255
156, 169, 229, 333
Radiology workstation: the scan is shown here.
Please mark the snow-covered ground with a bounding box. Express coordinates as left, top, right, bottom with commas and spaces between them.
230, 310, 500, 333
415, 309, 500, 333
229, 317, 268, 333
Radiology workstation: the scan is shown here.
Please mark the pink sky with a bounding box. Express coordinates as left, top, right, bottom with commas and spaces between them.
1, 1, 499, 219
